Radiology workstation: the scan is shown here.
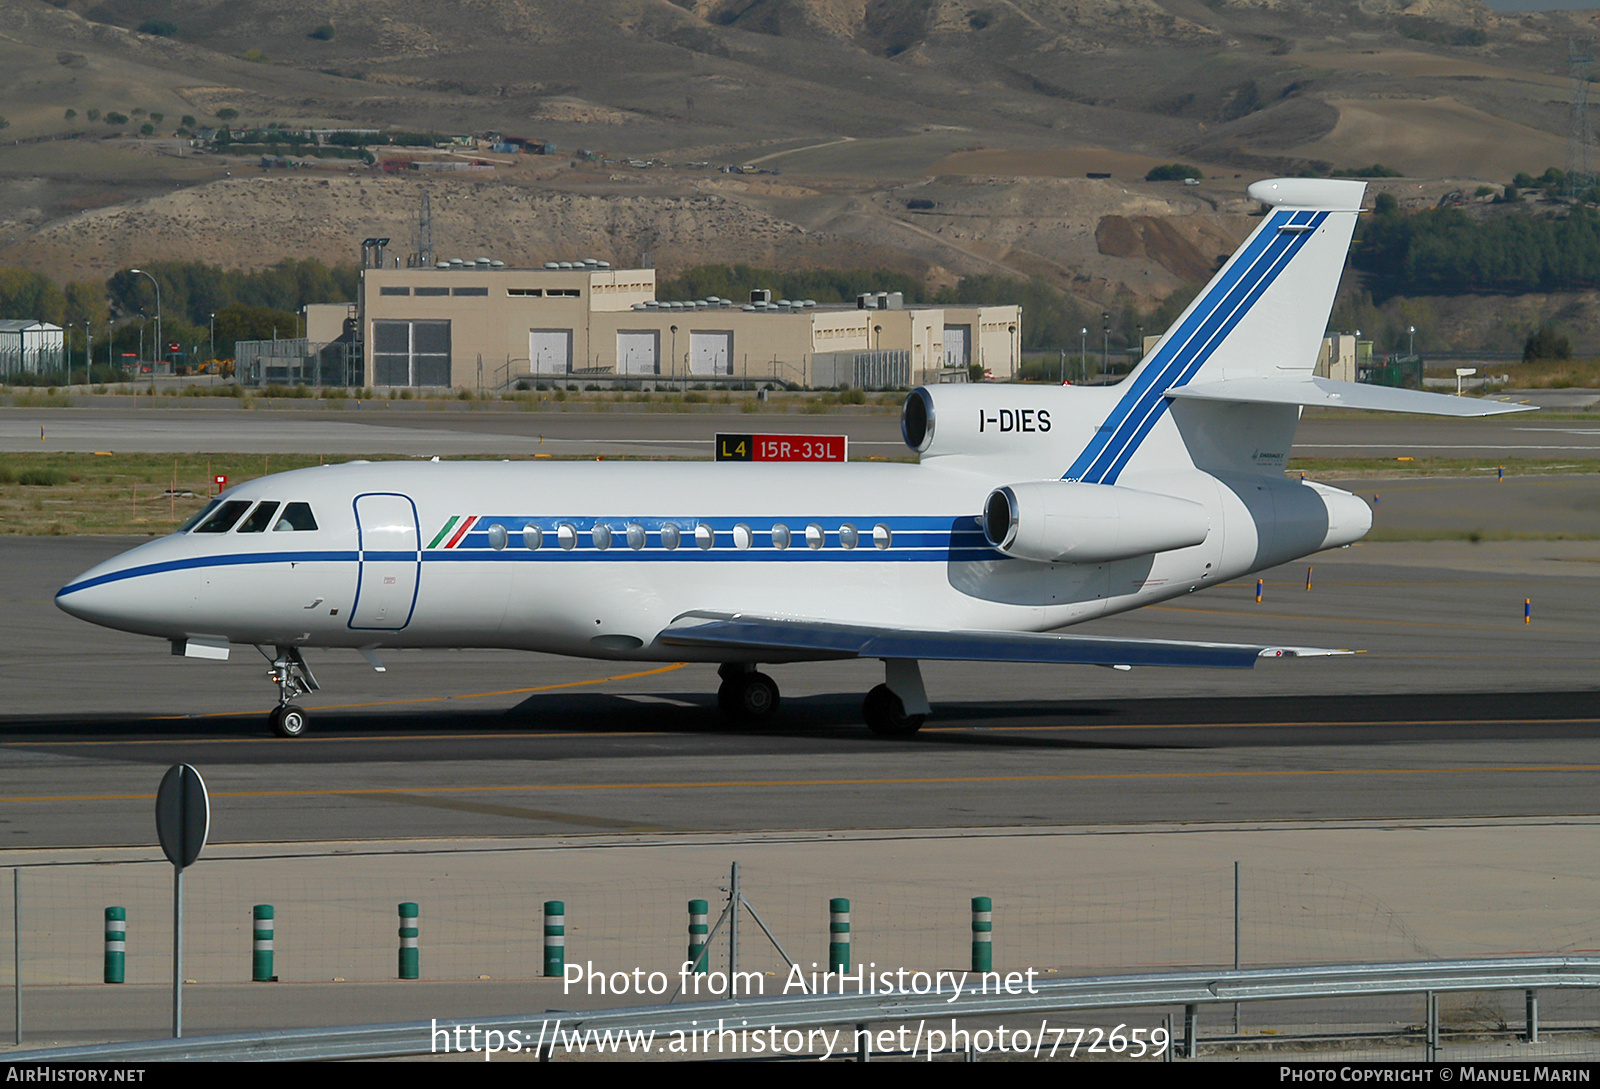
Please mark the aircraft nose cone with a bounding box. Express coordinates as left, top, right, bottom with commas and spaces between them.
56, 547, 190, 637
56, 571, 133, 628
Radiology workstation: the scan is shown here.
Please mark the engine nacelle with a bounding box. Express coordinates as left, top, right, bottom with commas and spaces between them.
983, 481, 1212, 565
902, 384, 1081, 461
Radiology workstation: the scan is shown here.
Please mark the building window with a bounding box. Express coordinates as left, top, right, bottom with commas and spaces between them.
372, 320, 451, 386
379, 287, 410, 296
415, 286, 450, 297
508, 288, 543, 297
452, 287, 488, 296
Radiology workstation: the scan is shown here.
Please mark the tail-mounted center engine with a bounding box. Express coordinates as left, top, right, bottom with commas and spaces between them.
982, 480, 1211, 565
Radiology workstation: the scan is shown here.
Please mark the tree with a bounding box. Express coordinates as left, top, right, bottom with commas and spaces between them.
1523, 325, 1571, 363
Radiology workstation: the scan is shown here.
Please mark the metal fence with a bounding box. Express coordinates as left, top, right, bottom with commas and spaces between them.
11, 957, 1600, 1061
812, 350, 911, 390
0, 346, 66, 381
235, 339, 361, 387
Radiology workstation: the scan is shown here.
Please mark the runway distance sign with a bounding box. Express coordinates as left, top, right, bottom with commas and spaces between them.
715, 433, 847, 462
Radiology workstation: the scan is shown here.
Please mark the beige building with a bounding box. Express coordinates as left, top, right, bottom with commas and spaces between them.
354, 263, 1021, 390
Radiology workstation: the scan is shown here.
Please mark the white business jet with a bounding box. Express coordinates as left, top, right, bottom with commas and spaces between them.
57, 179, 1529, 738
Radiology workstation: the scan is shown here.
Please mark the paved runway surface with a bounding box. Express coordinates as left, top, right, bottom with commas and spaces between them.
5, 531, 1598, 847
2, 405, 1599, 1052
5, 399, 1600, 461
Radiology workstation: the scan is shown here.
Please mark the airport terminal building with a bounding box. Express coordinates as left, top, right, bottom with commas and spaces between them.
324, 261, 1021, 391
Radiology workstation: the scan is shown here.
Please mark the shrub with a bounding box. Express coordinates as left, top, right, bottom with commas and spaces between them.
1145, 163, 1203, 182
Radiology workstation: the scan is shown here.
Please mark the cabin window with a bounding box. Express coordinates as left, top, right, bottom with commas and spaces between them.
592, 524, 612, 550
733, 524, 753, 550
487, 524, 508, 550
236, 502, 281, 534
523, 525, 543, 549
195, 500, 252, 534
272, 503, 318, 532
660, 523, 681, 550
805, 523, 825, 550
770, 523, 790, 550
873, 524, 893, 550
626, 523, 646, 550
695, 523, 715, 550
838, 523, 859, 550
557, 523, 577, 550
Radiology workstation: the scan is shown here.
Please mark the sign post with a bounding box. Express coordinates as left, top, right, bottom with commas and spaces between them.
714, 433, 847, 462
155, 764, 209, 1039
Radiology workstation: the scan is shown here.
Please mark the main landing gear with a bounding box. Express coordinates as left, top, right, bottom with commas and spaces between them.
714, 658, 931, 736
717, 663, 780, 723
264, 645, 319, 738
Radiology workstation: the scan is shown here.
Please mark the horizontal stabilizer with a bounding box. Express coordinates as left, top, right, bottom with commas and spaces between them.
660, 612, 1349, 669
1166, 377, 1535, 417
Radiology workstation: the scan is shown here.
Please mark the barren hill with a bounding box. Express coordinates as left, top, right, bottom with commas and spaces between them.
0, 0, 1594, 313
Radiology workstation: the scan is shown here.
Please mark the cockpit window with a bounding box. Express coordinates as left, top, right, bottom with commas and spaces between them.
272, 502, 318, 532
193, 500, 252, 534
178, 500, 221, 534
236, 502, 281, 534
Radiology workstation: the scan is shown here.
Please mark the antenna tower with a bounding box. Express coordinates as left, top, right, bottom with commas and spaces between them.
1570, 37, 1594, 200
414, 191, 434, 268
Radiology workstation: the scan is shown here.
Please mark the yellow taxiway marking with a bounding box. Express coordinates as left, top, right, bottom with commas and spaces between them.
7, 764, 1600, 805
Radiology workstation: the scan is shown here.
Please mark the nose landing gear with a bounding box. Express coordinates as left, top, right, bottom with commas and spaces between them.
264, 646, 319, 738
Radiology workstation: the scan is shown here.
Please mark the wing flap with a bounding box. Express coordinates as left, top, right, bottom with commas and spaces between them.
1166, 376, 1534, 417
659, 612, 1349, 669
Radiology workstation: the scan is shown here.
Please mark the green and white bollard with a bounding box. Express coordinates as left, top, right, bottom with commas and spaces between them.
398, 902, 419, 980
104, 907, 125, 985
829, 898, 850, 973
252, 905, 274, 982
971, 897, 992, 973
687, 899, 708, 973
543, 901, 564, 978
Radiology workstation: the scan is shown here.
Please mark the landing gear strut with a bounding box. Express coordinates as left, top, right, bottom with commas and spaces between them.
263, 646, 319, 738
717, 663, 780, 724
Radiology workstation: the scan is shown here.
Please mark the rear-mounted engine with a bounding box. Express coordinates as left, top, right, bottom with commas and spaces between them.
982, 481, 1211, 564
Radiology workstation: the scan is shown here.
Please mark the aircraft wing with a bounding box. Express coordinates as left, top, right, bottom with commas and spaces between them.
1166, 376, 1535, 416
658, 612, 1350, 669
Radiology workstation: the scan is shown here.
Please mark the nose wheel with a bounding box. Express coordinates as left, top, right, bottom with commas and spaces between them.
269, 704, 308, 738
263, 645, 319, 738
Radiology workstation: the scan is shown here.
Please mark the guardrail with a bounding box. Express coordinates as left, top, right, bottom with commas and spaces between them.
11, 956, 1598, 1062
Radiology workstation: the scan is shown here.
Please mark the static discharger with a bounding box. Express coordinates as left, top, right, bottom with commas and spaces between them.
1256, 579, 1264, 603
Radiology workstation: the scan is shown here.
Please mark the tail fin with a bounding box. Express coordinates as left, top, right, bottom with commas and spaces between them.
1064, 179, 1365, 484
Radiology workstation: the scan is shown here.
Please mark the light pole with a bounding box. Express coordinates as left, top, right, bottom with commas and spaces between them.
1408, 325, 1416, 356
1079, 327, 1087, 384
129, 269, 161, 376
1101, 312, 1110, 382
209, 313, 215, 368
63, 322, 73, 384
